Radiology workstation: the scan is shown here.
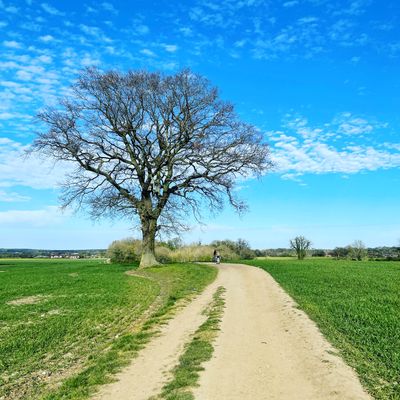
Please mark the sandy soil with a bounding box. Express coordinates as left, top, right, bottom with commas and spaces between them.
6, 295, 48, 306
93, 263, 371, 400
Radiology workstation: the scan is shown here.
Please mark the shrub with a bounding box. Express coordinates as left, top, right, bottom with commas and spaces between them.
107, 239, 142, 263
155, 246, 173, 263
108, 239, 244, 264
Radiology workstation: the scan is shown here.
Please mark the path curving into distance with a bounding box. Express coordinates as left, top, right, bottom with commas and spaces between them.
94, 263, 371, 400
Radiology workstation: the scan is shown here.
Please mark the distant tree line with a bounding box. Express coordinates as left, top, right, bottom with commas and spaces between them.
331, 245, 400, 261
251, 239, 400, 261
3, 240, 399, 262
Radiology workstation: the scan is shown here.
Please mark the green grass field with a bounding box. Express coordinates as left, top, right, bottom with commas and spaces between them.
245, 258, 400, 400
0, 259, 216, 400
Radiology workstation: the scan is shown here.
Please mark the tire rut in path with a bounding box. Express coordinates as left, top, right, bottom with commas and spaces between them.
93, 272, 221, 400
193, 263, 371, 400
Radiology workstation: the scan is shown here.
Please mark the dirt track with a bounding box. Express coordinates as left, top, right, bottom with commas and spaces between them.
94, 263, 371, 400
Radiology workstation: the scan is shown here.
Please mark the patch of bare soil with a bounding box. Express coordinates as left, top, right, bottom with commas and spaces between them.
6, 295, 48, 306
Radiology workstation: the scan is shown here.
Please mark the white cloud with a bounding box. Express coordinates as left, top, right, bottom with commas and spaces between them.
136, 24, 149, 35
270, 114, 400, 178
0, 112, 16, 120
41, 3, 65, 16
334, 0, 371, 16
3, 40, 21, 48
334, 112, 378, 135
0, 206, 67, 227
37, 55, 52, 64
0, 138, 70, 189
101, 2, 118, 14
179, 27, 193, 36
16, 70, 32, 80
298, 16, 319, 24
0, 190, 30, 202
0, 2, 18, 13
39, 35, 55, 42
80, 53, 101, 66
283, 0, 299, 7
80, 24, 102, 36
140, 48, 156, 57
163, 44, 178, 53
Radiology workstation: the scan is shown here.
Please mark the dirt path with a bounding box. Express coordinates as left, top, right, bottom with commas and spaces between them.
93, 263, 371, 400
193, 263, 371, 400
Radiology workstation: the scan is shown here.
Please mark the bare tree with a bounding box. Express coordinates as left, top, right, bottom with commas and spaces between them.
349, 240, 367, 261
31, 68, 272, 268
290, 236, 312, 260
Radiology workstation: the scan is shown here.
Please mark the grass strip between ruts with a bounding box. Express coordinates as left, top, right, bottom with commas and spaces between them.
153, 286, 226, 400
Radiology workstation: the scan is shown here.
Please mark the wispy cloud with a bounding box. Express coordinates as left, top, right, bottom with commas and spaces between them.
140, 48, 156, 57
163, 44, 178, 53
0, 206, 67, 227
0, 190, 30, 202
335, 113, 374, 135
136, 24, 149, 35
3, 40, 22, 48
0, 138, 70, 189
39, 34, 55, 42
0, 1, 18, 13
41, 3, 65, 16
101, 2, 118, 15
283, 0, 299, 7
270, 114, 400, 179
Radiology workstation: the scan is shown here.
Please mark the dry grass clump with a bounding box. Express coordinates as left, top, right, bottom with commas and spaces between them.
156, 244, 241, 263
108, 238, 243, 264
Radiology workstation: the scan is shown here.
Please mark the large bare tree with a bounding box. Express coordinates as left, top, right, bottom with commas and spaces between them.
32, 68, 272, 268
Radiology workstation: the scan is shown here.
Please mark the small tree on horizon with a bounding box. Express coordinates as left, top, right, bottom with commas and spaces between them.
290, 236, 312, 260
31, 68, 272, 268
349, 240, 367, 261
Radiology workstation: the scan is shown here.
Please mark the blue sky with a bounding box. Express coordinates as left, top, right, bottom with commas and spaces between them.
0, 0, 399, 249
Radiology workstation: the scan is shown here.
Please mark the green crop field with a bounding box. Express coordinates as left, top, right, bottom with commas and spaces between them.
0, 259, 216, 400
245, 258, 400, 400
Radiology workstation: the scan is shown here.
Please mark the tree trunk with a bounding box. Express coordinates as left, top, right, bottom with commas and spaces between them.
139, 216, 159, 268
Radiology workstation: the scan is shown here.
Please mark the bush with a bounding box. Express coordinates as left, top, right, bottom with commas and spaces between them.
169, 245, 214, 262
210, 238, 255, 259
107, 238, 142, 263
107, 238, 245, 264
155, 246, 173, 263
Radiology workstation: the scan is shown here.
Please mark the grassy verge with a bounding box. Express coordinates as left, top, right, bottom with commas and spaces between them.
152, 286, 225, 400
0, 259, 216, 400
244, 258, 400, 399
